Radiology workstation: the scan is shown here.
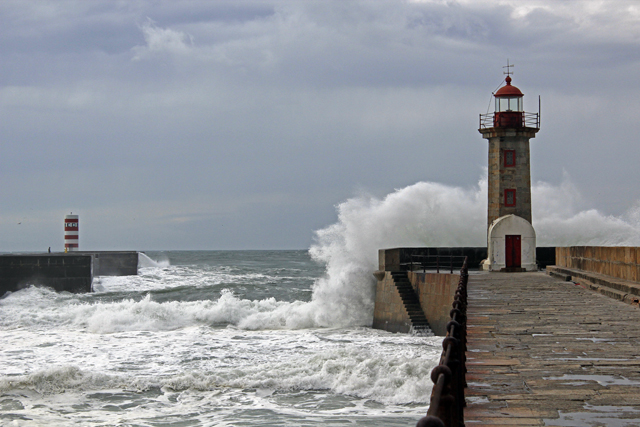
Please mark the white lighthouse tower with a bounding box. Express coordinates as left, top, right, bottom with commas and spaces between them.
479, 63, 540, 271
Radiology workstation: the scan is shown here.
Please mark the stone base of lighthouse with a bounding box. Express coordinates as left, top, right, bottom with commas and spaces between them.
481, 214, 537, 272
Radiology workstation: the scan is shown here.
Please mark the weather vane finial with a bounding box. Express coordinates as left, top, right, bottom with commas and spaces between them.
503, 59, 514, 77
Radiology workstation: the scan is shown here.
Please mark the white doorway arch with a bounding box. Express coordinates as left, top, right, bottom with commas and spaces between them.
482, 214, 536, 271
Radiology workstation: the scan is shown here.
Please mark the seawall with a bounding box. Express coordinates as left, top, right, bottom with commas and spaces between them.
0, 254, 93, 294
374, 248, 462, 335
372, 269, 459, 335
91, 251, 139, 276
409, 271, 460, 335
555, 246, 640, 281
377, 246, 556, 270
0, 251, 139, 295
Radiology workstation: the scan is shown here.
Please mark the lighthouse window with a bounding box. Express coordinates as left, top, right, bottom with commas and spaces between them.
496, 97, 523, 112
505, 189, 516, 207
504, 150, 516, 167
497, 97, 508, 112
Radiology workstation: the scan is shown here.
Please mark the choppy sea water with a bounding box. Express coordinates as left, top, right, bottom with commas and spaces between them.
0, 250, 442, 426
5, 174, 635, 425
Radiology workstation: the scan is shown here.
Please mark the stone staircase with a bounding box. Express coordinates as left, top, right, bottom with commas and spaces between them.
390, 271, 433, 335
547, 265, 640, 307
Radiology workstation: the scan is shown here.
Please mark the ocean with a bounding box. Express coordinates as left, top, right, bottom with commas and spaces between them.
4, 177, 640, 426
0, 250, 442, 426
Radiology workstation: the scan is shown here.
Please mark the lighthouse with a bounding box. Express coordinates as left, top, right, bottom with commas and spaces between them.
479, 63, 539, 271
64, 214, 79, 252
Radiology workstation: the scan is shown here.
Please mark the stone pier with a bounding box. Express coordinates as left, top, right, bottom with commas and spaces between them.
0, 251, 140, 294
465, 272, 640, 426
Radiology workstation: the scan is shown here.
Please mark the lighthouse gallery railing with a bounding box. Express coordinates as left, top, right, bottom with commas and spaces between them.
416, 256, 468, 427
479, 111, 539, 129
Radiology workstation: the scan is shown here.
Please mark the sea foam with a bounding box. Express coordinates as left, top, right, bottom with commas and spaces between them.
0, 328, 441, 405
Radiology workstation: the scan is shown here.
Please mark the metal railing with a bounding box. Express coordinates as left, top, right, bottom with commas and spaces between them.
479, 111, 539, 129
416, 257, 469, 427
403, 254, 467, 274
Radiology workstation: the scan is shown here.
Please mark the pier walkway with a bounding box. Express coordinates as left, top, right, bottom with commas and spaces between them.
465, 272, 640, 426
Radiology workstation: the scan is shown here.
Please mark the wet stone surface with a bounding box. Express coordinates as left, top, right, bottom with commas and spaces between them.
465, 272, 640, 426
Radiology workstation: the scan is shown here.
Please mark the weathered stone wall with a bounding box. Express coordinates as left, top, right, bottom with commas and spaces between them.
91, 252, 139, 276
372, 271, 413, 333
409, 271, 460, 336
374, 247, 464, 336
480, 127, 538, 229
556, 246, 640, 282
379, 247, 488, 270
0, 251, 140, 295
378, 247, 556, 270
0, 254, 93, 294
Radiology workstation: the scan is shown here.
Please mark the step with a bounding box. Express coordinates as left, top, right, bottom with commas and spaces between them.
389, 271, 432, 334
547, 266, 640, 308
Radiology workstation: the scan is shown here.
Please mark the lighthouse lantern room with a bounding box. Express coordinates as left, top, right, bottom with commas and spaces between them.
479, 63, 540, 272
493, 75, 524, 127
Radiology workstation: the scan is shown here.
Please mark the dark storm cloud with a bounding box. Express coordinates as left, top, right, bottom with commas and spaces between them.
1, 0, 639, 250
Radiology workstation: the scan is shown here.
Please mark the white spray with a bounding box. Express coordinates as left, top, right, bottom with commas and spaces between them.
307, 180, 487, 327
304, 175, 640, 328
138, 252, 170, 268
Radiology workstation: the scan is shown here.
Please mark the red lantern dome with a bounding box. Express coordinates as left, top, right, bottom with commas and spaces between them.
494, 76, 523, 98
492, 75, 524, 127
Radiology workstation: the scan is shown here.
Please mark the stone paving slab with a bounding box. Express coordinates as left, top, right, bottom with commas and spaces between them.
465, 272, 640, 426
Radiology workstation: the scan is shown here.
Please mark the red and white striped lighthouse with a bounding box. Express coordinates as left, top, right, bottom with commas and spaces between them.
64, 214, 79, 252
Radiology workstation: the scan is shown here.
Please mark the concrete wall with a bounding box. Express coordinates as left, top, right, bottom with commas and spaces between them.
90, 252, 139, 276
556, 246, 640, 282
378, 247, 555, 271
0, 254, 93, 294
0, 251, 139, 295
409, 271, 460, 336
374, 248, 463, 336
379, 247, 488, 270
372, 271, 413, 334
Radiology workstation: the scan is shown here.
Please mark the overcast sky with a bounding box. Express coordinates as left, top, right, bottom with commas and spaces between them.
1, 0, 639, 251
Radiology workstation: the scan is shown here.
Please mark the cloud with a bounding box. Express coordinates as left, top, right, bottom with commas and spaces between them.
132, 19, 193, 60
1, 0, 640, 250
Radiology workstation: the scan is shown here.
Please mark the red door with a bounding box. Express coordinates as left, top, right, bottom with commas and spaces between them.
505, 235, 521, 268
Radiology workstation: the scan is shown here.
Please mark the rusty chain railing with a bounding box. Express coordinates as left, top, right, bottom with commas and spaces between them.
416, 256, 469, 427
